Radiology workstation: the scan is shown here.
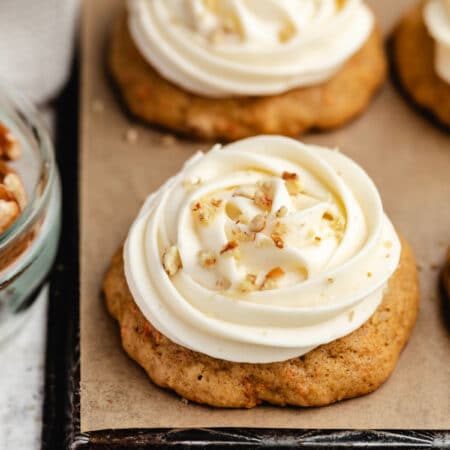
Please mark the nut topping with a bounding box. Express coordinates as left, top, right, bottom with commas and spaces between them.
252, 180, 273, 211
281, 171, 297, 180
0, 196, 20, 233
210, 198, 223, 208
273, 221, 288, 234
3, 173, 27, 210
249, 214, 266, 232
162, 246, 182, 276
275, 206, 288, 218
253, 189, 272, 211
0, 161, 27, 233
261, 267, 285, 290
198, 249, 216, 268
0, 122, 21, 161
216, 278, 232, 290
230, 226, 255, 242
271, 232, 284, 249
225, 202, 242, 221
220, 240, 240, 257
282, 171, 303, 195
238, 273, 257, 293
192, 200, 216, 225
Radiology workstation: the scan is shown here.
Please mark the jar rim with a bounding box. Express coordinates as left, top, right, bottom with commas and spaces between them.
0, 81, 57, 250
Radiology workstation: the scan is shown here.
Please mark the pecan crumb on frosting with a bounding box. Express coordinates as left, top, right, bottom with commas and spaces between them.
220, 240, 240, 257
275, 206, 288, 218
216, 278, 231, 290
281, 171, 297, 180
238, 273, 258, 293
271, 232, 284, 249
253, 189, 272, 211
162, 246, 182, 276
210, 198, 222, 208
192, 200, 217, 225
282, 171, 304, 195
261, 267, 285, 290
231, 226, 255, 242
198, 249, 216, 268
249, 213, 266, 232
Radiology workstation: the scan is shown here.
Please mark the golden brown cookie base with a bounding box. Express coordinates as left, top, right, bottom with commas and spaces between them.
393, 3, 450, 128
108, 15, 387, 141
103, 238, 419, 408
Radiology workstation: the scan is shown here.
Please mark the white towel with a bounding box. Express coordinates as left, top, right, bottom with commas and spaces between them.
0, 0, 79, 105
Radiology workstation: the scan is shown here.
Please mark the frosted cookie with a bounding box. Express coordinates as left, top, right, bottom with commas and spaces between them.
109, 0, 386, 140
393, 1, 450, 127
103, 136, 419, 408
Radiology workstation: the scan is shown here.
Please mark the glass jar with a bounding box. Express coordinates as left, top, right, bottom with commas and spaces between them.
0, 83, 61, 341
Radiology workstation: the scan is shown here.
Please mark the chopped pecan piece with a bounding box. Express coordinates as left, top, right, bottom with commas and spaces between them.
0, 162, 27, 233
261, 267, 285, 290
162, 246, 182, 276
254, 190, 272, 211
238, 274, 258, 293
249, 214, 266, 232
192, 201, 216, 225
198, 249, 216, 268
282, 171, 303, 195
0, 122, 21, 161
271, 232, 284, 249
231, 226, 255, 242
220, 240, 240, 258
275, 206, 288, 218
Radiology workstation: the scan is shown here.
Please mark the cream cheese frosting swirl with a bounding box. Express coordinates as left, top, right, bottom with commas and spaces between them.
124, 136, 401, 363
127, 0, 374, 97
424, 0, 450, 83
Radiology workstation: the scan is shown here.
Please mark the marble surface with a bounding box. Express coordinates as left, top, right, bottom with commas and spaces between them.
0, 287, 48, 450
0, 109, 55, 450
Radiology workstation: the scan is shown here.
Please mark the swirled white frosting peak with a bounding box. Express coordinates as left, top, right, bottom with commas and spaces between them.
424, 0, 450, 83
124, 136, 401, 363
127, 0, 374, 97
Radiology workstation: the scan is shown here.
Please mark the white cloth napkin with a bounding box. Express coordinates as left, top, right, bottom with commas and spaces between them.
0, 0, 79, 104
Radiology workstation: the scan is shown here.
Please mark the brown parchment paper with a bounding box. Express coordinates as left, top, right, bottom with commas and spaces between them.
80, 0, 450, 432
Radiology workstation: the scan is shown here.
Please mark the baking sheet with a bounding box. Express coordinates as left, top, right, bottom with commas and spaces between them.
80, 0, 450, 432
